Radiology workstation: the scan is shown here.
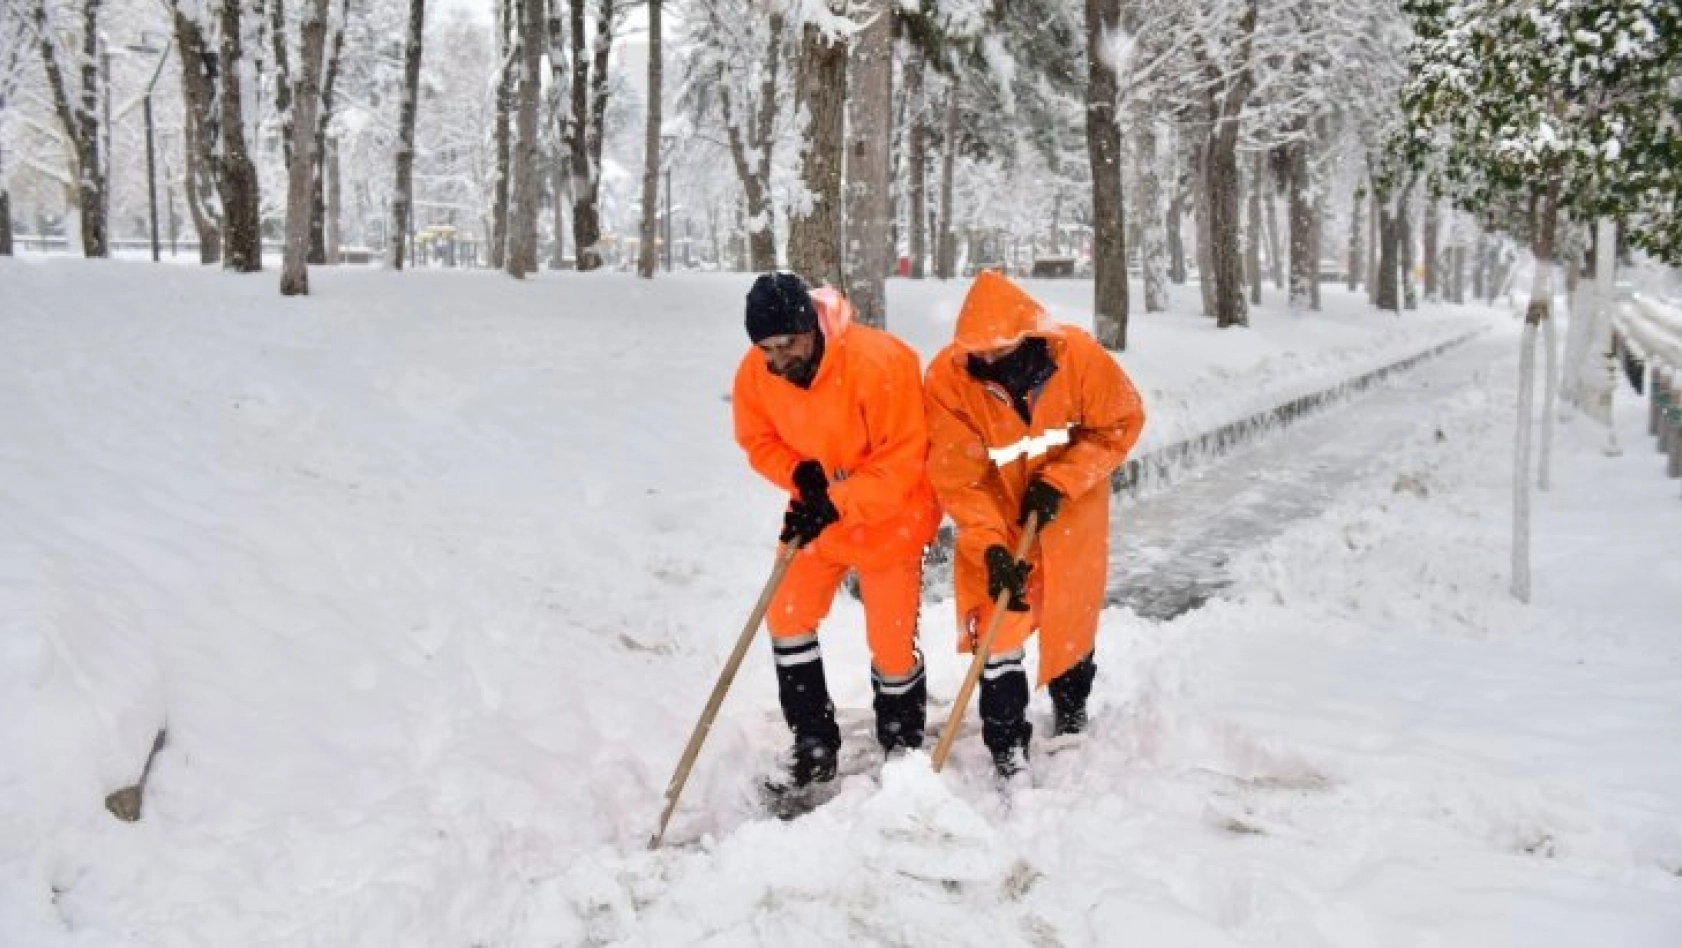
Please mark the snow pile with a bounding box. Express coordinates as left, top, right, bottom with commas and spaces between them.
4, 258, 1678, 946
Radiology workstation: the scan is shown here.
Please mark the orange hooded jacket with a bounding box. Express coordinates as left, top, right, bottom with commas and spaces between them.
924, 271, 1146, 684
733, 288, 941, 571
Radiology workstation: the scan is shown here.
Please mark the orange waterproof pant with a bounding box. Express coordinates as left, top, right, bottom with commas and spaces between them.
765, 545, 923, 678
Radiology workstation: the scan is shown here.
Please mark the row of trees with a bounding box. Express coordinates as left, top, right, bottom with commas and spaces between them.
2, 1, 1674, 347
1401, 0, 1679, 602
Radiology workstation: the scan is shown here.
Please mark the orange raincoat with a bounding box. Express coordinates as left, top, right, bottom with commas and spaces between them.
924, 271, 1145, 684
734, 290, 941, 674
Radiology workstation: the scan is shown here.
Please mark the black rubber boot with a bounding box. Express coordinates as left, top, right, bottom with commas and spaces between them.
772, 635, 842, 788
871, 659, 927, 754
979, 649, 1032, 779
1048, 651, 1097, 736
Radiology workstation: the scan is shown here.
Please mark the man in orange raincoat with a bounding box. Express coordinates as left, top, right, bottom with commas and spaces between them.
924, 270, 1145, 779
733, 272, 942, 791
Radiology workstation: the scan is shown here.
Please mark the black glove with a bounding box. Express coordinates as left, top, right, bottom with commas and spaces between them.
984, 545, 1032, 612
780, 494, 839, 546
792, 460, 829, 505
1020, 477, 1063, 527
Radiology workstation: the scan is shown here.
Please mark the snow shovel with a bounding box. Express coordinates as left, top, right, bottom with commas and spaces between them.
931, 514, 1041, 774
648, 540, 802, 850
105, 727, 168, 822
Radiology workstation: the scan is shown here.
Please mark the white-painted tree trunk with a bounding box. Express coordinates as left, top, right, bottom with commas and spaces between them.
1513, 316, 1538, 603
1512, 240, 1554, 602
1593, 218, 1622, 456
1539, 266, 1559, 491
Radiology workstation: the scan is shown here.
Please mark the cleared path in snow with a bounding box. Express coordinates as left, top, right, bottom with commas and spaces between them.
1112, 329, 1505, 619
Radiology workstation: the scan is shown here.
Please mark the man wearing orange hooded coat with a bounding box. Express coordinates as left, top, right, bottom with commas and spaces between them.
734, 272, 942, 792
924, 270, 1145, 779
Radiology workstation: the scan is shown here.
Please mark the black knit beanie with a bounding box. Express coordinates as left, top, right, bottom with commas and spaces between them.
745, 272, 819, 342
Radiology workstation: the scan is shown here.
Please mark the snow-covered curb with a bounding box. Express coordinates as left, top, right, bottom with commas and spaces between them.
1118, 327, 1486, 496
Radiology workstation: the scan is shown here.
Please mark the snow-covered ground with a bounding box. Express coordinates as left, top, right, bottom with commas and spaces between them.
2, 258, 1678, 946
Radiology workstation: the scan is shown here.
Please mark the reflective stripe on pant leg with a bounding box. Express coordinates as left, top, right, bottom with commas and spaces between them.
856, 557, 924, 679
770, 633, 840, 752
981, 647, 1027, 680
871, 652, 927, 751
772, 632, 821, 667
978, 649, 1031, 758
871, 653, 925, 695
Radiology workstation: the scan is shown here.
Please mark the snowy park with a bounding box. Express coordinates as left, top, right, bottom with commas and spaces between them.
3, 259, 1680, 945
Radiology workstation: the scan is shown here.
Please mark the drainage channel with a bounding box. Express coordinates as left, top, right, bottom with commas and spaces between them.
1111, 329, 1483, 500
912, 327, 1486, 612
1108, 328, 1498, 620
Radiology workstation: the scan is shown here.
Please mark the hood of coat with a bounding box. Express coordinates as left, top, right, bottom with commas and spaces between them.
800, 287, 853, 386
812, 286, 853, 340
951, 270, 1062, 358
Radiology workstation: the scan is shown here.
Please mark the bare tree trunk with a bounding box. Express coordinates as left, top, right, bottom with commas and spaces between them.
1086, 0, 1129, 348
1191, 142, 1214, 317
269, 0, 294, 169
489, 0, 513, 269
1285, 141, 1314, 310
1263, 175, 1283, 289
280, 0, 331, 295
1346, 182, 1364, 292
1205, 127, 1247, 327
543, 0, 566, 269
936, 80, 958, 280
169, 4, 223, 264
1166, 176, 1187, 284
217, 0, 263, 271
788, 13, 847, 289
1422, 197, 1440, 302
1133, 116, 1168, 311
636, 0, 663, 278
389, 0, 426, 270
0, 140, 10, 254
507, 0, 542, 277
1472, 233, 1487, 301
0, 137, 9, 254
842, 1, 891, 323
1399, 177, 1417, 309
34, 0, 109, 257
1199, 0, 1256, 328
309, 0, 345, 263
1449, 244, 1465, 302
1374, 175, 1399, 312
324, 136, 341, 262
1369, 177, 1381, 304
717, 12, 783, 272
567, 0, 614, 272
549, 153, 568, 268
906, 45, 927, 279
1309, 145, 1325, 310
1246, 150, 1262, 306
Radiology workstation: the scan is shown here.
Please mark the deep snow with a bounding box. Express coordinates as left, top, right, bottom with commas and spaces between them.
2, 258, 1678, 946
